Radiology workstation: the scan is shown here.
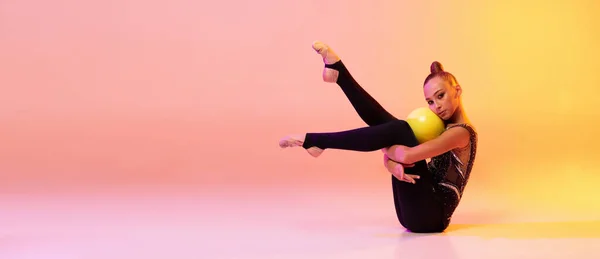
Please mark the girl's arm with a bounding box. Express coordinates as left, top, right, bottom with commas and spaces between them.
386, 126, 470, 164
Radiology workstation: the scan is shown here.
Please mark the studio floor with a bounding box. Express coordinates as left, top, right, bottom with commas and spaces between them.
0, 183, 598, 259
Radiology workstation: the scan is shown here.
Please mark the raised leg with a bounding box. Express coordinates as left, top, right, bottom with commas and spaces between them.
313, 41, 398, 126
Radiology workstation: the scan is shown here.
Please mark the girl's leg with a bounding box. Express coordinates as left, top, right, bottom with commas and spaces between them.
313, 42, 397, 126
299, 119, 449, 232
302, 119, 416, 151
282, 119, 413, 157
391, 162, 450, 233
382, 132, 449, 233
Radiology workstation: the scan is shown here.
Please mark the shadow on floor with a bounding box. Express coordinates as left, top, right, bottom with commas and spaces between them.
372, 219, 600, 239
440, 220, 600, 239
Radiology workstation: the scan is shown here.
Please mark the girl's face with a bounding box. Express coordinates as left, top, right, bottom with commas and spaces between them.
423, 76, 462, 121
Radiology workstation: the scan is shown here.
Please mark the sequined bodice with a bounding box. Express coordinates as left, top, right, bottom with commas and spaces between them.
428, 123, 478, 200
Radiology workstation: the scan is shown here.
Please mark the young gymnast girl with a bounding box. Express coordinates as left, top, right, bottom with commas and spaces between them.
279, 41, 478, 233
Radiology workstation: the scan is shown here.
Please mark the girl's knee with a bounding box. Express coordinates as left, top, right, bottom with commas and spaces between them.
389, 119, 419, 147
391, 119, 411, 130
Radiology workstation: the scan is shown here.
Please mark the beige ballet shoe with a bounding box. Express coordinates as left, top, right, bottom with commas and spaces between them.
312, 41, 341, 83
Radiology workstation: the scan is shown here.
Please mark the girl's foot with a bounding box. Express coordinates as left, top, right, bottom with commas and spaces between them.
312, 41, 341, 83
279, 135, 305, 148
279, 135, 324, 158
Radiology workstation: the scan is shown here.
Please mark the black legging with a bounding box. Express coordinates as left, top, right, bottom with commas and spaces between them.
302, 61, 449, 233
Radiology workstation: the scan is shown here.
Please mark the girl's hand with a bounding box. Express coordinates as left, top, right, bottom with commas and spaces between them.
383, 153, 420, 184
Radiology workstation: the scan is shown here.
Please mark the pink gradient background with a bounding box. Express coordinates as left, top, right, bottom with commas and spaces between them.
2, 1, 600, 258
1, 0, 600, 219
